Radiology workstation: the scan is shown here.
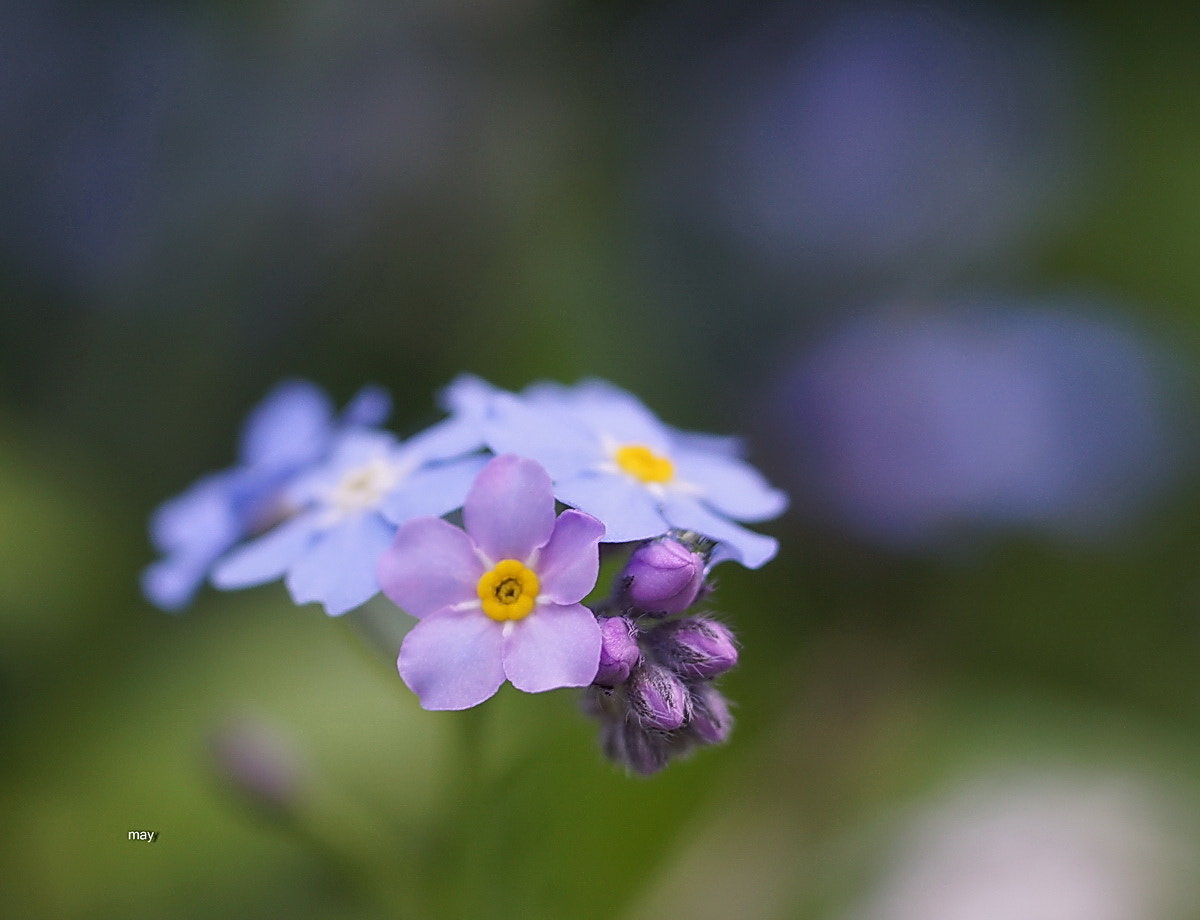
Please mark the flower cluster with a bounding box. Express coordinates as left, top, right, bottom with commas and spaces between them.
144, 376, 786, 773
583, 535, 740, 775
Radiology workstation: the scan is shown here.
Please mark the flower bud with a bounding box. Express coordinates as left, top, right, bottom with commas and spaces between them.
594, 616, 643, 687
621, 539, 706, 614
688, 684, 734, 745
610, 720, 673, 776
649, 617, 738, 680
209, 716, 305, 815
627, 662, 691, 731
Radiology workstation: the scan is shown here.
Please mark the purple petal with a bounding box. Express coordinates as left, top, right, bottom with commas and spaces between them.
502, 603, 602, 693
285, 513, 396, 616
532, 510, 604, 605
481, 394, 600, 479
398, 609, 506, 710
211, 513, 322, 589
377, 516, 482, 618
672, 449, 789, 522
239, 380, 334, 469
660, 493, 779, 569
380, 455, 488, 525
553, 473, 668, 543
463, 455, 556, 563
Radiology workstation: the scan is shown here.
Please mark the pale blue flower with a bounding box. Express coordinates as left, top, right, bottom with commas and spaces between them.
142, 379, 388, 611
211, 418, 487, 616
478, 379, 787, 568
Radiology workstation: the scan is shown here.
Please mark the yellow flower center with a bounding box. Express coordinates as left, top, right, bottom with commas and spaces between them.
477, 559, 540, 622
615, 444, 675, 484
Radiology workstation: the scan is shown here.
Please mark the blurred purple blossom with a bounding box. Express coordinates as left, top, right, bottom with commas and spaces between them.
631, 2, 1085, 281
769, 299, 1185, 547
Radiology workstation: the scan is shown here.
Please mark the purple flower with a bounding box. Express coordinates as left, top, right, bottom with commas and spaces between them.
479, 379, 787, 568
378, 455, 605, 711
632, 4, 1082, 277
142, 379, 389, 611
211, 421, 487, 617
771, 301, 1178, 546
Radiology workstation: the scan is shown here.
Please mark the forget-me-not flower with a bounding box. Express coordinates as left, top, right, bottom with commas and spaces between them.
142, 379, 389, 611
210, 411, 488, 617
378, 454, 605, 711
477, 379, 787, 568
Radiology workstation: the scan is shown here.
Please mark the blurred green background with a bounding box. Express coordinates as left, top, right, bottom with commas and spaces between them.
4, 1, 1200, 918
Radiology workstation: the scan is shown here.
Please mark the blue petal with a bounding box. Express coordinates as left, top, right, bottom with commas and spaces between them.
285, 512, 396, 615
380, 455, 488, 525
341, 384, 392, 428
211, 513, 322, 589
553, 472, 669, 544
671, 448, 789, 522
149, 472, 240, 554
548, 380, 673, 452
402, 415, 486, 463
438, 374, 504, 415
141, 556, 209, 612
660, 493, 779, 568
239, 380, 334, 469
482, 394, 600, 480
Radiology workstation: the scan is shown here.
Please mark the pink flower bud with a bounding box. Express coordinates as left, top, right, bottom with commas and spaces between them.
209, 716, 305, 815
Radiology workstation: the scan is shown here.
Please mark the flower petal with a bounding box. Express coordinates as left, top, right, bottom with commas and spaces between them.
660, 493, 779, 569
553, 472, 668, 544
398, 609, 505, 710
502, 603, 601, 693
285, 512, 396, 615
149, 471, 241, 554
533, 510, 604, 605
672, 449, 789, 522
402, 415, 485, 463
380, 455, 488, 525
463, 455, 556, 563
211, 512, 322, 589
239, 379, 334, 469
141, 555, 209, 612
481, 394, 600, 479
377, 516, 482, 618
340, 384, 391, 428
550, 379, 672, 452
